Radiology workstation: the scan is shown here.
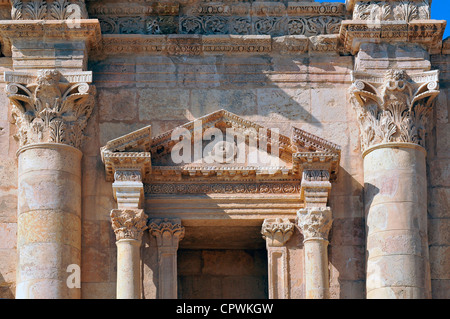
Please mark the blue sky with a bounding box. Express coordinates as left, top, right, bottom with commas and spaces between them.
315, 0, 449, 39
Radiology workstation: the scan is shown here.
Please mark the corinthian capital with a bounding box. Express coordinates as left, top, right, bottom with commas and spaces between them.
297, 207, 332, 241
261, 218, 294, 247
5, 69, 96, 149
148, 218, 185, 248
110, 209, 148, 241
349, 69, 440, 152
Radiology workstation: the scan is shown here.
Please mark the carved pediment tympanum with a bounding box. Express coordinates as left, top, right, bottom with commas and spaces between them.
101, 109, 340, 194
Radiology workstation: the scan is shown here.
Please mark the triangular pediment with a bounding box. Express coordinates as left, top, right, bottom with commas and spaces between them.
101, 109, 340, 182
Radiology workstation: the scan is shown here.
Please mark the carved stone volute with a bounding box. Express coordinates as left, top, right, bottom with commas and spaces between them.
5, 69, 96, 149
349, 68, 440, 152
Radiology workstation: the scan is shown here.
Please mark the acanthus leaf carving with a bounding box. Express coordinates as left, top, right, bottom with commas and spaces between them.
6, 69, 96, 149
350, 69, 439, 152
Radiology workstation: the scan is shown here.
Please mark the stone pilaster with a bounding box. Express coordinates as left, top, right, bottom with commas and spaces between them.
110, 209, 148, 299
297, 207, 332, 299
148, 218, 185, 299
261, 218, 294, 299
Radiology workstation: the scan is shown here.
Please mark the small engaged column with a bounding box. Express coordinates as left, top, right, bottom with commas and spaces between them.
148, 218, 185, 299
261, 218, 294, 299
110, 209, 148, 299
297, 207, 333, 299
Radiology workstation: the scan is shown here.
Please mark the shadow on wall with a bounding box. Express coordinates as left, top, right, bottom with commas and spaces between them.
0, 272, 14, 299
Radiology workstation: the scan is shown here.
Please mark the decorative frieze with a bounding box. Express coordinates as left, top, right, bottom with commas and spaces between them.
5, 69, 96, 149
350, 69, 440, 152
297, 207, 332, 241
110, 208, 148, 241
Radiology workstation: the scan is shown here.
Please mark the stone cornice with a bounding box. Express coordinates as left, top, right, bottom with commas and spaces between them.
0, 19, 102, 56
339, 19, 446, 55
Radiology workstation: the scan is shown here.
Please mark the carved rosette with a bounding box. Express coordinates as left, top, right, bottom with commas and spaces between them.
110, 208, 148, 241
148, 218, 185, 247
261, 218, 294, 247
349, 69, 440, 152
297, 207, 332, 241
6, 69, 96, 149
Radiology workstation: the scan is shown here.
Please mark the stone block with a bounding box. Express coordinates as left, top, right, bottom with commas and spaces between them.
98, 89, 138, 122
138, 88, 190, 122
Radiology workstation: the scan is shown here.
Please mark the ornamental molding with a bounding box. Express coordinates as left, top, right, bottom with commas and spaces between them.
348, 0, 431, 22
297, 206, 333, 241
5, 69, 96, 150
110, 208, 148, 241
100, 34, 342, 56
0, 19, 102, 56
261, 218, 294, 247
349, 68, 440, 152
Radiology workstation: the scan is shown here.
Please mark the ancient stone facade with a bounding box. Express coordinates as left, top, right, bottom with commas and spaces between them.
0, 0, 448, 299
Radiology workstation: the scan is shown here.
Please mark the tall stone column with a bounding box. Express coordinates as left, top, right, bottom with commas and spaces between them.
297, 207, 333, 299
350, 69, 439, 298
110, 209, 148, 299
6, 69, 96, 298
261, 218, 294, 299
148, 218, 185, 299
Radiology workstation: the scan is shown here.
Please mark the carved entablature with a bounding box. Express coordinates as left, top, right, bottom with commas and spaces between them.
5, 69, 96, 149
86, 0, 348, 36
340, 1, 445, 54
100, 109, 341, 201
349, 68, 440, 152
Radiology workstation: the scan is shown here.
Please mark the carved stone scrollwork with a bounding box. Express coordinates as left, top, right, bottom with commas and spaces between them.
349, 69, 440, 152
6, 69, 96, 149
110, 208, 148, 241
